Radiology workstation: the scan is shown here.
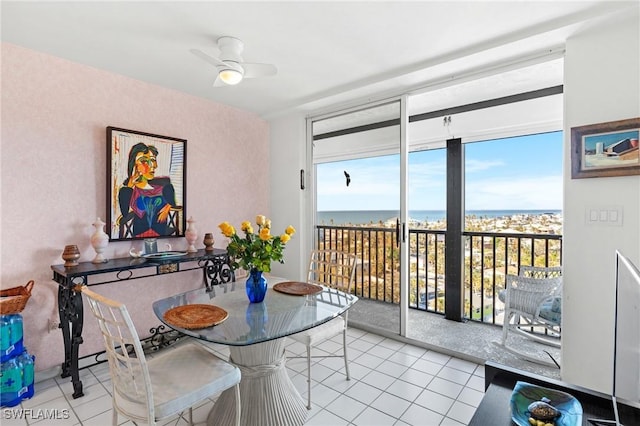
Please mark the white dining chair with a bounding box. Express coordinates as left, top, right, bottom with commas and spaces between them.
80, 286, 241, 426
288, 250, 357, 409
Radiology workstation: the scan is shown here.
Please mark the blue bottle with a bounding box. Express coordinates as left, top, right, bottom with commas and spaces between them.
18, 350, 35, 400
6, 314, 23, 360
1, 358, 22, 407
0, 316, 11, 362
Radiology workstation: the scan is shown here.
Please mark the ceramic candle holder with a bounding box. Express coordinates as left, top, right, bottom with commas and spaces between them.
62, 245, 81, 267
203, 233, 215, 251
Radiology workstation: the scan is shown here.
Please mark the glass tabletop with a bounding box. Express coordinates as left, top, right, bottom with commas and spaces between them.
152, 276, 359, 346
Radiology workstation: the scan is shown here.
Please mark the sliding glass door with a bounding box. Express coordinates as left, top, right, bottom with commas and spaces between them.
310, 99, 406, 335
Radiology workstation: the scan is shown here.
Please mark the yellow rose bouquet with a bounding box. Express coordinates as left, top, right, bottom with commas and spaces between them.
218, 215, 296, 273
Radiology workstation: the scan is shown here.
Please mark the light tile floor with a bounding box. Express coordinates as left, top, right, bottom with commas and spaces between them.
1, 328, 484, 426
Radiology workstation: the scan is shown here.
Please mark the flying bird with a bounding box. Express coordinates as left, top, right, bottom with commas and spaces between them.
344, 171, 351, 187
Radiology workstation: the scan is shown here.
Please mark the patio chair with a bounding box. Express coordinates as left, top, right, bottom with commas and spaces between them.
288, 250, 357, 409
80, 286, 241, 426
498, 270, 563, 367
498, 266, 562, 318
504, 265, 563, 327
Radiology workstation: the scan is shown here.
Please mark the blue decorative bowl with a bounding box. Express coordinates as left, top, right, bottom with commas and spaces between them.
142, 251, 187, 261
510, 381, 583, 426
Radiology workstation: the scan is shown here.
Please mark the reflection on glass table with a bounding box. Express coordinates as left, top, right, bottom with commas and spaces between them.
152, 275, 358, 426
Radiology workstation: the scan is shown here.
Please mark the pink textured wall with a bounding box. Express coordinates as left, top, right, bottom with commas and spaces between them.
1, 43, 270, 372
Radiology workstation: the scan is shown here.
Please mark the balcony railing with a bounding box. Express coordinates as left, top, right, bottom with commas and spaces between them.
316, 224, 562, 325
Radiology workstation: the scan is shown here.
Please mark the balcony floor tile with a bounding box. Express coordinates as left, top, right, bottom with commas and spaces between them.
349, 297, 562, 380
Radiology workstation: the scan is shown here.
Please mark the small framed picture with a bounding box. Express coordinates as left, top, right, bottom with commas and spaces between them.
571, 117, 639, 179
106, 127, 186, 241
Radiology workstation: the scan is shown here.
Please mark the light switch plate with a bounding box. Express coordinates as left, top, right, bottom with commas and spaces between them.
585, 205, 623, 226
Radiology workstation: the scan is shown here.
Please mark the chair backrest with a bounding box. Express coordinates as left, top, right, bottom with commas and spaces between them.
307, 250, 357, 293
505, 274, 563, 315
519, 265, 562, 279
80, 286, 155, 423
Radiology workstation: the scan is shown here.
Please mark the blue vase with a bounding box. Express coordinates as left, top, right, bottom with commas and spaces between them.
246, 269, 268, 303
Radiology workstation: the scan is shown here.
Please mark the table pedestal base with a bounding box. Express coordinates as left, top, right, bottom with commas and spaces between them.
208, 339, 307, 426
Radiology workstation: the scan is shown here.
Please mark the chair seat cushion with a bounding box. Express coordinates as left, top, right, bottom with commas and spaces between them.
538, 297, 561, 325
115, 342, 240, 421
289, 316, 345, 346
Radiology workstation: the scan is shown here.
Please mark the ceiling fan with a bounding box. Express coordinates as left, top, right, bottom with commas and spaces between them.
190, 36, 277, 86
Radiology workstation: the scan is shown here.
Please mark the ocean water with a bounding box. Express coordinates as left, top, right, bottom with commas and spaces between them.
317, 209, 562, 225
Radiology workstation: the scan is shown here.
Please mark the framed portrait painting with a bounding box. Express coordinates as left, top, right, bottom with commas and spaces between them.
106, 127, 187, 241
571, 117, 640, 179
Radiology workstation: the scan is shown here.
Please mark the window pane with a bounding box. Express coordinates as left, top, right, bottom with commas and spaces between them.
464, 131, 563, 232
408, 148, 447, 229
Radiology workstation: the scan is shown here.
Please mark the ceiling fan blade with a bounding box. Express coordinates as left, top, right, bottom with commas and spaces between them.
190, 48, 225, 67
242, 63, 277, 79
212, 74, 226, 87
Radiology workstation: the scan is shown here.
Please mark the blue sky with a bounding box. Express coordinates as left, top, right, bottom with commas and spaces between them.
316, 131, 563, 211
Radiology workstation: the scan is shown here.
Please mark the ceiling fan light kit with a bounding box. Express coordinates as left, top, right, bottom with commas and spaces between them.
219, 67, 244, 85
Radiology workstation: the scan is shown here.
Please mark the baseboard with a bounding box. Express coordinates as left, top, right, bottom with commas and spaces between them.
35, 365, 62, 384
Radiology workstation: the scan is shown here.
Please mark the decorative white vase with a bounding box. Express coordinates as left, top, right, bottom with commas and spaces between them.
185, 216, 198, 253
90, 217, 109, 263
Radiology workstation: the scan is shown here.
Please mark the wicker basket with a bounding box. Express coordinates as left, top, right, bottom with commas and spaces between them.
0, 280, 34, 315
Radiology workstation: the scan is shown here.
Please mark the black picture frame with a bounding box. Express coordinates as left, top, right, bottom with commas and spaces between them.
106, 126, 186, 241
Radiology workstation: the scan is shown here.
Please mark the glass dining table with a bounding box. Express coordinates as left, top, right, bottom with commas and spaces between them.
152, 275, 359, 426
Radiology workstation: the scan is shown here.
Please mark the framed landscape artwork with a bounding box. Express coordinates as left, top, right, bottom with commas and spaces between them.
106, 127, 187, 241
571, 117, 640, 179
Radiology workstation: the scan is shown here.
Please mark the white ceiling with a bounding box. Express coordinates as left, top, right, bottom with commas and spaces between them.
2, 1, 637, 119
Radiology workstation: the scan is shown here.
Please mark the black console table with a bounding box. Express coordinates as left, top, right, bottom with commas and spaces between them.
51, 248, 233, 399
470, 361, 640, 425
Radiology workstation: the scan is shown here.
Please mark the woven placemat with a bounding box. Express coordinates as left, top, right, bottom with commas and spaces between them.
163, 304, 228, 329
273, 281, 323, 296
